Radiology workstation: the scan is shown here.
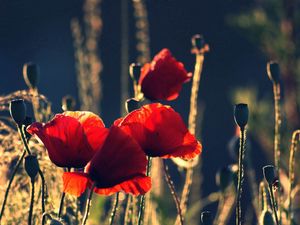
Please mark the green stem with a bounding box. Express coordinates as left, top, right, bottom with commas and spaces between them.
0, 149, 26, 222
236, 127, 246, 225
81, 184, 95, 225
28, 179, 35, 225
138, 156, 152, 225
163, 160, 184, 225
109, 192, 120, 225
268, 184, 280, 225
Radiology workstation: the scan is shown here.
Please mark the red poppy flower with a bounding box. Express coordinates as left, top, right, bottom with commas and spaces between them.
116, 103, 202, 159
62, 126, 151, 196
27, 111, 109, 168
139, 48, 192, 101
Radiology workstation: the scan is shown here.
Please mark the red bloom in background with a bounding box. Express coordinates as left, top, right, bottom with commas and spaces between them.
62, 126, 151, 196
116, 103, 202, 159
139, 48, 192, 101
27, 111, 109, 168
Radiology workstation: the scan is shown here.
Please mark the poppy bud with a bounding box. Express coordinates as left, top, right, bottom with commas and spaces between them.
259, 210, 275, 225
24, 155, 40, 180
201, 211, 212, 225
50, 219, 64, 225
234, 103, 249, 128
62, 95, 76, 111
129, 63, 142, 82
263, 165, 276, 185
216, 166, 235, 192
266, 61, 280, 84
24, 116, 34, 140
23, 62, 40, 89
9, 99, 27, 125
125, 98, 140, 113
191, 34, 206, 50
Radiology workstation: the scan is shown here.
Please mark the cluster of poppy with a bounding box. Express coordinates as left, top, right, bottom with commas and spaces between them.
27, 48, 200, 197
27, 104, 201, 197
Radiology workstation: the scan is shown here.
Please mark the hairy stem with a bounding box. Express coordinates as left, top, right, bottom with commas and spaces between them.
109, 192, 120, 225
273, 83, 282, 222
163, 160, 184, 225
38, 169, 46, 225
268, 184, 279, 225
28, 179, 35, 225
236, 128, 246, 225
138, 157, 152, 225
58, 192, 66, 218
81, 184, 95, 225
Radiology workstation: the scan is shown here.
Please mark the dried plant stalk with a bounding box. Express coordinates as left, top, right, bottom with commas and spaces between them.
132, 0, 151, 64
71, 0, 103, 114
272, 82, 282, 222
288, 130, 300, 224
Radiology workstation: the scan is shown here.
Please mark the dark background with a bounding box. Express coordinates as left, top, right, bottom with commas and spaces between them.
0, 0, 271, 221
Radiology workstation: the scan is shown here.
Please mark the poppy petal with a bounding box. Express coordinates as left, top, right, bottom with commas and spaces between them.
27, 111, 108, 168
119, 103, 202, 159
139, 49, 191, 101
93, 176, 151, 196
88, 126, 150, 195
62, 172, 91, 197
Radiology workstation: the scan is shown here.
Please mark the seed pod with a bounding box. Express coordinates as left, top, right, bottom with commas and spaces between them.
266, 61, 280, 84
201, 211, 212, 225
263, 165, 276, 185
234, 103, 249, 128
129, 63, 142, 82
259, 210, 275, 225
62, 95, 76, 111
125, 98, 140, 113
9, 99, 27, 125
23, 62, 40, 89
24, 155, 40, 180
191, 34, 206, 50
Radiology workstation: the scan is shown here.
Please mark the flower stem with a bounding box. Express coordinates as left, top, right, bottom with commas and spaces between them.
109, 192, 120, 225
273, 83, 282, 222
0, 149, 26, 223
18, 125, 32, 155
268, 184, 280, 225
38, 170, 46, 225
138, 156, 152, 225
124, 195, 132, 225
236, 127, 246, 225
163, 160, 184, 225
81, 184, 95, 225
18, 124, 46, 224
28, 179, 35, 225
174, 51, 205, 225
58, 192, 66, 218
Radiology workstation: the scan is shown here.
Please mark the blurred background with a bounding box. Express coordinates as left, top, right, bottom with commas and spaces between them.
1, 0, 299, 224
